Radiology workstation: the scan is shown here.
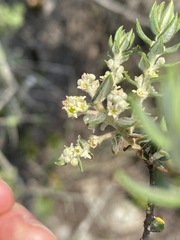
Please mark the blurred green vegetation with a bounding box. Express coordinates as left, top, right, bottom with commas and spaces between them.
0, 2, 25, 32
33, 196, 55, 220
116, 68, 180, 209
0, 1, 180, 239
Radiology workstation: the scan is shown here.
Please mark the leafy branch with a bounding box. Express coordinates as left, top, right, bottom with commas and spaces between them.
57, 1, 180, 239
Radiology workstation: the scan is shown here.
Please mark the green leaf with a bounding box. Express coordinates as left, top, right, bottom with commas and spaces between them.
120, 29, 135, 51
124, 72, 137, 86
127, 29, 135, 49
177, 18, 180, 32
114, 26, 124, 42
55, 159, 67, 166
121, 50, 133, 63
112, 26, 124, 54
136, 19, 152, 46
163, 61, 180, 68
164, 43, 180, 54
115, 171, 180, 208
92, 74, 113, 104
160, 13, 179, 43
138, 53, 150, 71
111, 134, 122, 154
161, 69, 180, 123
149, 2, 160, 35
160, 69, 180, 156
156, 2, 165, 23
131, 100, 170, 149
159, 1, 174, 32
149, 37, 164, 57
83, 112, 106, 126
116, 117, 137, 129
160, 116, 167, 132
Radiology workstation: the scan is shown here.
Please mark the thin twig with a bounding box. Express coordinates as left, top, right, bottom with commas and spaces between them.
140, 161, 155, 240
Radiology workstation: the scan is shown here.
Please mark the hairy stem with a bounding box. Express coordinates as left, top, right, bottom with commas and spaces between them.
140, 161, 155, 240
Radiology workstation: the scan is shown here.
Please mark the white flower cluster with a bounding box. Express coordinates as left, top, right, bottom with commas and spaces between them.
62, 96, 89, 118
132, 75, 149, 99
106, 58, 124, 84
77, 73, 100, 97
132, 74, 157, 99
107, 87, 129, 119
57, 136, 93, 168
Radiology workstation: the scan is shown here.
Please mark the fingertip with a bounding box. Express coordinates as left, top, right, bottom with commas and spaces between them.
0, 203, 57, 240
26, 224, 58, 240
12, 203, 57, 240
0, 179, 14, 214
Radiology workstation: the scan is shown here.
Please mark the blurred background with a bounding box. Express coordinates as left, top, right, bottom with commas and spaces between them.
0, 0, 180, 239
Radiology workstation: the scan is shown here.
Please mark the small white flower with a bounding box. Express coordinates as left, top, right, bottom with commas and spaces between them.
70, 158, 79, 166
132, 74, 158, 98
107, 87, 129, 118
88, 135, 100, 148
62, 96, 89, 118
132, 75, 149, 99
155, 57, 165, 67
77, 73, 99, 97
57, 136, 93, 168
133, 88, 149, 98
100, 71, 111, 81
58, 143, 76, 164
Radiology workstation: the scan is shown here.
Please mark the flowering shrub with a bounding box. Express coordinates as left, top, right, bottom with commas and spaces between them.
57, 1, 180, 239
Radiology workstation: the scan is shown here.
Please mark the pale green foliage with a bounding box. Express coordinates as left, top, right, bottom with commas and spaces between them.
57, 1, 180, 175
0, 3, 25, 32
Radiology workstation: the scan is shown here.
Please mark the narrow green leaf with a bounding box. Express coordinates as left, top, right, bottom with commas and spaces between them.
124, 72, 137, 86
177, 18, 180, 32
120, 29, 135, 51
131, 100, 170, 149
113, 26, 125, 53
160, 116, 167, 132
111, 134, 122, 154
111, 26, 124, 54
114, 26, 124, 42
158, 92, 179, 147
128, 30, 135, 49
161, 69, 180, 132
55, 159, 67, 166
136, 19, 152, 45
164, 43, 180, 54
159, 1, 174, 32
115, 171, 180, 208
121, 51, 133, 63
149, 2, 160, 35
157, 2, 165, 23
138, 53, 150, 71
92, 74, 113, 104
163, 61, 180, 68
148, 37, 164, 59
160, 13, 179, 43
116, 117, 137, 129
83, 112, 106, 126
